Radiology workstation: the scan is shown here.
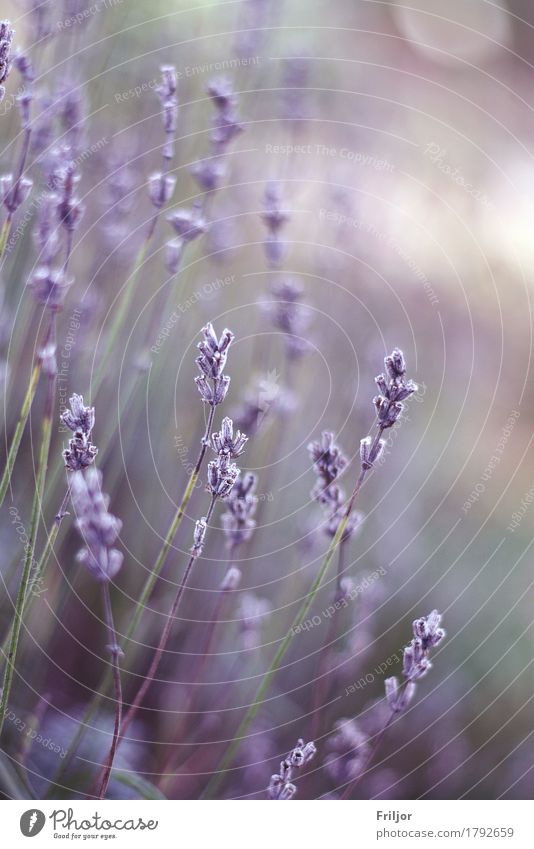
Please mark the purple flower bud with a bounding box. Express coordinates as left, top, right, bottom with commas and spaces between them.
148, 171, 176, 208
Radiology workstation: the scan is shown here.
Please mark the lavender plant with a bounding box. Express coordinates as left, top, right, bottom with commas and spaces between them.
339, 610, 445, 799
268, 738, 316, 800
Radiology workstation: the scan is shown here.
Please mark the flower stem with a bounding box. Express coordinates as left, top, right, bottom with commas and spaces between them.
97, 582, 123, 799
0, 361, 41, 510
0, 487, 70, 664
118, 494, 218, 742
0, 327, 56, 735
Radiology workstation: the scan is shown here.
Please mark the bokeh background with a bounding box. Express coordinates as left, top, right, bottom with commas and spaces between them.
1, 0, 534, 800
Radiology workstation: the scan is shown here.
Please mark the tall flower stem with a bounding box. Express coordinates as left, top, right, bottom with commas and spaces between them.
202, 428, 385, 799
310, 539, 348, 740
0, 317, 57, 735
0, 361, 41, 509
97, 582, 123, 799
158, 565, 236, 788
0, 486, 70, 664
118, 494, 218, 744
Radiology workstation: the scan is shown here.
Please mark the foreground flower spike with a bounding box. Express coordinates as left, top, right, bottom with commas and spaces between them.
61, 394, 98, 472
268, 738, 316, 800
372, 347, 418, 431
0, 21, 14, 103
211, 416, 248, 458
385, 610, 445, 714
70, 468, 123, 582
339, 610, 445, 800
195, 323, 234, 407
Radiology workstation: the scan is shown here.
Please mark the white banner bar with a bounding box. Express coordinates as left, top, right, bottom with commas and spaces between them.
1, 800, 532, 848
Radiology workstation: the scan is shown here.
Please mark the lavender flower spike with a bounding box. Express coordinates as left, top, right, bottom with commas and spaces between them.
70, 468, 123, 582
211, 416, 248, 458
373, 347, 418, 430
61, 394, 98, 472
385, 610, 445, 714
0, 21, 14, 103
268, 738, 316, 800
61, 394, 95, 435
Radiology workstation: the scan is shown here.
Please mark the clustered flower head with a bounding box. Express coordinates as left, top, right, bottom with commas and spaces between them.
61, 394, 98, 471
206, 418, 248, 511
195, 322, 234, 406
70, 468, 123, 582
268, 738, 316, 800
359, 348, 418, 471
373, 348, 418, 430
221, 471, 258, 549
385, 610, 445, 714
0, 21, 14, 104
308, 431, 361, 540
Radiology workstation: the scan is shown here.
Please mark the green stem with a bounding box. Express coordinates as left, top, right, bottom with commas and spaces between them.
118, 493, 218, 743
97, 583, 123, 800
0, 362, 41, 509
0, 487, 70, 664
0, 411, 52, 737
202, 431, 384, 799
0, 215, 12, 261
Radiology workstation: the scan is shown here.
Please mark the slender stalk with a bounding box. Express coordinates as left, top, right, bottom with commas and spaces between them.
0, 361, 41, 509
0, 215, 12, 260
0, 487, 70, 664
310, 539, 347, 740
118, 494, 218, 743
0, 326, 56, 734
97, 582, 123, 799
202, 429, 385, 799
158, 566, 235, 787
